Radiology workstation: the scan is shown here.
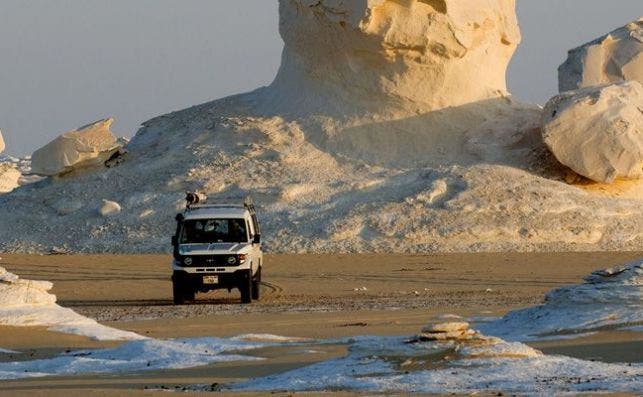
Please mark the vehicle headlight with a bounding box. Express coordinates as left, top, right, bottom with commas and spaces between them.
183, 256, 193, 266
238, 254, 247, 264
227, 256, 237, 265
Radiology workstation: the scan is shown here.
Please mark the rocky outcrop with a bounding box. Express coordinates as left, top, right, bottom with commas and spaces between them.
30, 118, 123, 176
0, 163, 21, 194
542, 81, 643, 183
0, 130, 5, 154
272, 0, 521, 113
559, 18, 643, 92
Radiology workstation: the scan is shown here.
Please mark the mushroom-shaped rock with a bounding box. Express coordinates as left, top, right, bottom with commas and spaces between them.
273, 0, 521, 112
559, 18, 643, 92
542, 81, 643, 183
0, 163, 21, 194
31, 118, 122, 176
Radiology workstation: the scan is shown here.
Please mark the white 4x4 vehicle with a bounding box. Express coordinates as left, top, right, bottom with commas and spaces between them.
171, 193, 263, 304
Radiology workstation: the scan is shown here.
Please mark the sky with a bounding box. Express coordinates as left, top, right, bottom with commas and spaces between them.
0, 0, 641, 155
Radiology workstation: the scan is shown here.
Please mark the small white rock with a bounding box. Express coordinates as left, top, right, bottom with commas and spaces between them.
422, 321, 470, 333
99, 200, 122, 217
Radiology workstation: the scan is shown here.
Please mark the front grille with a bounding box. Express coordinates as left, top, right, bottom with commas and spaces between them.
181, 255, 239, 267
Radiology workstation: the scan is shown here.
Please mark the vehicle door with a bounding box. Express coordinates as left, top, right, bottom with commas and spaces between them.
247, 217, 262, 274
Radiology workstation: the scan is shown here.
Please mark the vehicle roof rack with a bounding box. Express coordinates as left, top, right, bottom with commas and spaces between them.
185, 192, 256, 215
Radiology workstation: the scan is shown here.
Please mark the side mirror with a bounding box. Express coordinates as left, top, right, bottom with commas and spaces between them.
175, 213, 184, 222
253, 234, 261, 244
171, 235, 178, 246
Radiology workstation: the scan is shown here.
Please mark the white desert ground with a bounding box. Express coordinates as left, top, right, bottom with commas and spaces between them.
1, 0, 643, 395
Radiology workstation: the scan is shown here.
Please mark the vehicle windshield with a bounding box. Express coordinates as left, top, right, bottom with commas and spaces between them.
180, 218, 248, 244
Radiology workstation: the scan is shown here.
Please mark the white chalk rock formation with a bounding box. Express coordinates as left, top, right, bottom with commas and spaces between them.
0, 163, 21, 194
31, 118, 123, 176
0, 130, 5, 154
559, 18, 643, 92
273, 0, 521, 113
542, 81, 643, 183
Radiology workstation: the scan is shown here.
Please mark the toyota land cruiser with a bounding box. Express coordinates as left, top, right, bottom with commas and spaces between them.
171, 193, 263, 304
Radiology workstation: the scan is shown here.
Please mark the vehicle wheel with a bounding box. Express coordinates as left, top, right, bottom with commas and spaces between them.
252, 267, 261, 300
173, 281, 194, 305
240, 270, 252, 304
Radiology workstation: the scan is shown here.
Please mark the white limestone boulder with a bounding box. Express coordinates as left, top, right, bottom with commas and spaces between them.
542, 81, 643, 183
0, 163, 21, 194
31, 118, 123, 176
559, 18, 643, 92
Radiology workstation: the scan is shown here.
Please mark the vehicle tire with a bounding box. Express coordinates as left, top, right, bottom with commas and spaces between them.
240, 270, 252, 304
173, 281, 194, 305
252, 267, 261, 300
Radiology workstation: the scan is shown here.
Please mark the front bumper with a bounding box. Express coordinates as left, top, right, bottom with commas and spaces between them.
172, 269, 250, 290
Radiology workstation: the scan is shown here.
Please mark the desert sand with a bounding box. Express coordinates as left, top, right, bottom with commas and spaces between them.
0, 252, 641, 396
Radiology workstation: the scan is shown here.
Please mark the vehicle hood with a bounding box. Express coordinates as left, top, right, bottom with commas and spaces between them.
178, 243, 251, 255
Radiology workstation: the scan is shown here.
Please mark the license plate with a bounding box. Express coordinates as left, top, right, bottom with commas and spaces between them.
203, 275, 219, 285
